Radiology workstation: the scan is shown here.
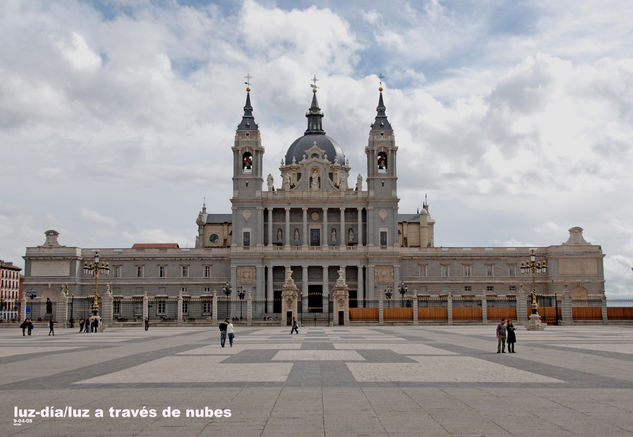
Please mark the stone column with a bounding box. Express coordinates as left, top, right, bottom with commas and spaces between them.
322, 266, 329, 313
481, 293, 487, 324
20, 296, 26, 322
322, 207, 328, 248
302, 208, 308, 248
367, 265, 375, 300
340, 207, 345, 247
247, 291, 252, 326
212, 291, 218, 324
102, 287, 113, 327
256, 207, 264, 246
357, 265, 364, 308
601, 294, 608, 324
393, 265, 400, 296
302, 265, 308, 315
177, 289, 183, 323
562, 287, 572, 325
447, 293, 453, 325
266, 265, 273, 313
357, 208, 363, 246
285, 208, 290, 247
413, 295, 419, 325
379, 292, 384, 324
516, 284, 528, 323
367, 206, 375, 247
142, 291, 148, 322
267, 207, 273, 247
256, 265, 264, 301
56, 289, 68, 327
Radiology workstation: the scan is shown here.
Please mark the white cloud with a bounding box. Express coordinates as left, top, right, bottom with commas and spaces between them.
0, 0, 631, 298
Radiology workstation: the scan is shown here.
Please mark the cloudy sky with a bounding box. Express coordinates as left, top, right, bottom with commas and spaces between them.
1, 0, 632, 297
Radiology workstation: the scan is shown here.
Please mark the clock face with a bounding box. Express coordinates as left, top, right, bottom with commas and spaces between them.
209, 234, 219, 243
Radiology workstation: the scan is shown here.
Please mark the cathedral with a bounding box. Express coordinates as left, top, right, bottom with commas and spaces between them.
23, 84, 605, 322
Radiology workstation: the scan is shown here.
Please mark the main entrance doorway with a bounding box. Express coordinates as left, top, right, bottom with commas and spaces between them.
308, 285, 322, 312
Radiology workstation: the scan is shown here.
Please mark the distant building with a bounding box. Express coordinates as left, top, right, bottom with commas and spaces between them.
23, 87, 605, 321
0, 260, 21, 321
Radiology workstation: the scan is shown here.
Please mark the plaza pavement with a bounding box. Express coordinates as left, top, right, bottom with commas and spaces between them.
1, 324, 633, 436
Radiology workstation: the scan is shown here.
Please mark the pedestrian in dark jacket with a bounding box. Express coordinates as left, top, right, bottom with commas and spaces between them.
290, 317, 299, 334
48, 319, 55, 336
506, 320, 516, 353
218, 319, 228, 347
144, 318, 149, 331
496, 319, 507, 353
27, 318, 34, 336
79, 318, 85, 333
20, 320, 26, 336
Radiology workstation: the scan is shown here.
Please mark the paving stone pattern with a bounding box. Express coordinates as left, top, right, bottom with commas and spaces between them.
1, 325, 633, 436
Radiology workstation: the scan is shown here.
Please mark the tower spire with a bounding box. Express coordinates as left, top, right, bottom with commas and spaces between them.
237, 74, 258, 130
305, 74, 325, 135
371, 76, 392, 131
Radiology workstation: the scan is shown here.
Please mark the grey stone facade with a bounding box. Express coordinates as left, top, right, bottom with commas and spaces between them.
23, 89, 605, 320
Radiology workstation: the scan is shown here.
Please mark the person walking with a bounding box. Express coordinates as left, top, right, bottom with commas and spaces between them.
218, 319, 228, 347
290, 317, 299, 334
144, 318, 149, 331
507, 319, 516, 353
496, 318, 507, 353
79, 318, 85, 333
85, 317, 90, 333
227, 321, 235, 347
27, 318, 34, 336
20, 320, 26, 336
48, 319, 55, 336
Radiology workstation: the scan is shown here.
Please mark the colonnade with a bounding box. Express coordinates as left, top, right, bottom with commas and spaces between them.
265, 207, 364, 247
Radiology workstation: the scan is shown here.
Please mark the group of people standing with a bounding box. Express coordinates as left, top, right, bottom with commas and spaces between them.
495, 318, 517, 353
78, 317, 100, 333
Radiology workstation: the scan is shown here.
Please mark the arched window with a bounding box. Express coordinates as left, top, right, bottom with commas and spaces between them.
377, 152, 387, 173
242, 151, 253, 173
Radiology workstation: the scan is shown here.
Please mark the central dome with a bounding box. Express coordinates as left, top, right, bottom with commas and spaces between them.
285, 134, 345, 165
284, 90, 345, 165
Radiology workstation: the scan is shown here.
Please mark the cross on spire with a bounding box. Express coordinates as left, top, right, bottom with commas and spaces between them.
310, 74, 319, 92
244, 73, 252, 91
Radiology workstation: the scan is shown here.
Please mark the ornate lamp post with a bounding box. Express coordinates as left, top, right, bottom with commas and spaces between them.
384, 287, 393, 308
398, 281, 408, 304
237, 286, 246, 320
222, 282, 232, 319
520, 249, 547, 330
83, 251, 110, 316
63, 283, 75, 327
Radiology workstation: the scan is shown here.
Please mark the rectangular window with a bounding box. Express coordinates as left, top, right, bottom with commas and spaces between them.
380, 231, 387, 246
113, 301, 121, 315
243, 231, 250, 247
203, 301, 211, 314
114, 266, 122, 278
486, 265, 494, 277
157, 301, 166, 315
204, 287, 211, 293
486, 285, 494, 292
204, 265, 211, 278
181, 266, 189, 278
508, 265, 516, 277
464, 286, 472, 292
509, 285, 517, 292
182, 301, 188, 314
464, 265, 471, 277
137, 266, 144, 278
159, 266, 165, 278
134, 301, 143, 315
441, 265, 449, 277
419, 265, 427, 277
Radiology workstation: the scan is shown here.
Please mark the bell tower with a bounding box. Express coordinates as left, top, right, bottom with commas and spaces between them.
366, 84, 399, 247
232, 82, 263, 197
231, 80, 264, 248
